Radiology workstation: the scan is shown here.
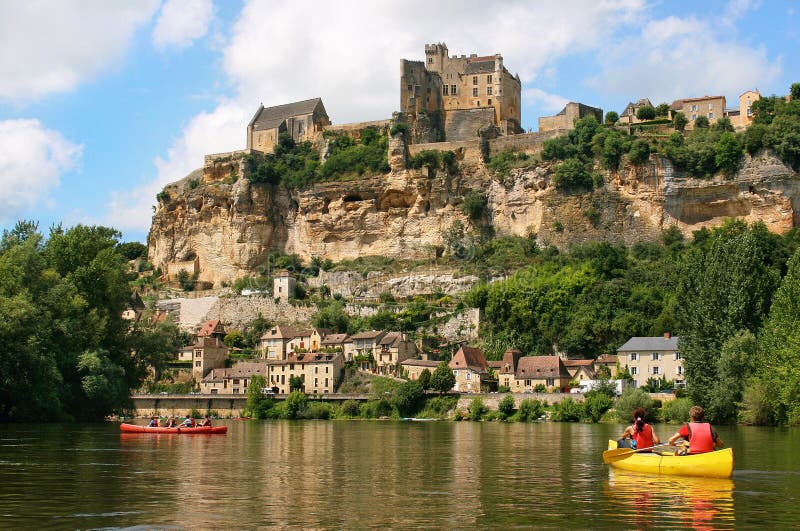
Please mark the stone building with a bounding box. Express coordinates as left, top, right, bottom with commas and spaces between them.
617, 98, 653, 124
273, 269, 296, 302
247, 98, 330, 153
670, 95, 726, 129
538, 102, 603, 131
400, 43, 523, 142
266, 352, 344, 394
617, 333, 683, 389
498, 350, 571, 392
190, 336, 229, 381
727, 90, 761, 130
449, 346, 492, 393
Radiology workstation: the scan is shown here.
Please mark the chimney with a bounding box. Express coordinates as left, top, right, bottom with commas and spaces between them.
664, 332, 671, 339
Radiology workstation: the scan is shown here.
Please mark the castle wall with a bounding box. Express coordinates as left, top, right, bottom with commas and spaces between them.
488, 129, 570, 156
445, 107, 496, 141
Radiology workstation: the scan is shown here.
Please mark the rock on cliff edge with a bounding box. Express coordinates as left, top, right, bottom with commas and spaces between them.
148, 149, 800, 287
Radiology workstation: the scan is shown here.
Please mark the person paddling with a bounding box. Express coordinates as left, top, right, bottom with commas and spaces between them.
620, 407, 660, 451
668, 406, 724, 454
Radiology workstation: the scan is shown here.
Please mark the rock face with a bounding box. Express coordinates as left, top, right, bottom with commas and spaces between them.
148, 149, 800, 287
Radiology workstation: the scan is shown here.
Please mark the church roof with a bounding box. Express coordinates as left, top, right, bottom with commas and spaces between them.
249, 98, 324, 131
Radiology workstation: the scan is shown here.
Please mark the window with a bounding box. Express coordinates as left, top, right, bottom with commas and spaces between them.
473, 88, 478, 97
708, 103, 713, 110
443, 85, 448, 95
210, 389, 217, 394
630, 353, 638, 361
427, 57, 432, 64
314, 367, 318, 374
630, 367, 638, 375
708, 112, 715, 119
487, 74, 492, 83
488, 99, 492, 105
674, 352, 682, 360
691, 104, 698, 111
487, 87, 492, 96
691, 114, 697, 121
747, 106, 753, 116
466, 372, 471, 380
195, 361, 201, 367
652, 353, 660, 361
233, 379, 239, 384
451, 84, 456, 95
473, 76, 478, 85
677, 366, 684, 375
407, 84, 412, 91
476, 101, 480, 106
652, 366, 660, 375
525, 380, 531, 386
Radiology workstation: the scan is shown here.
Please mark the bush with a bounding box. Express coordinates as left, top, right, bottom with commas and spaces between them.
517, 399, 544, 421
627, 139, 651, 165
468, 398, 487, 421
498, 394, 515, 416
462, 190, 487, 220
284, 391, 308, 419
694, 116, 710, 129
604, 111, 619, 125
341, 399, 361, 417
614, 388, 655, 422
418, 396, 457, 418
393, 380, 424, 417
584, 392, 613, 422
551, 397, 584, 422
636, 106, 656, 121
302, 402, 331, 419
361, 399, 393, 418
661, 397, 692, 423
673, 112, 688, 132
655, 103, 671, 117
553, 158, 593, 191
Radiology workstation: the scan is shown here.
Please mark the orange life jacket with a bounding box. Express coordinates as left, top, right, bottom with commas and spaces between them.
632, 423, 655, 449
687, 422, 716, 453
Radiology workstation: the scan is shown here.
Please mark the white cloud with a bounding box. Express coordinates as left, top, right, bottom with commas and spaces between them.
523, 88, 570, 113
0, 120, 82, 223
723, 0, 761, 26
117, 0, 648, 236
102, 100, 248, 234
588, 15, 780, 105
0, 1, 159, 102
152, 0, 214, 50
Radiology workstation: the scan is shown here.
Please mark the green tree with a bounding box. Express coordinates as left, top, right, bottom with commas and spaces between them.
498, 394, 515, 417
246, 375, 273, 419
289, 376, 305, 392
655, 103, 671, 117
418, 368, 432, 390
604, 111, 619, 124
583, 391, 613, 422
791, 82, 800, 101
627, 139, 651, 165
708, 330, 757, 423
715, 132, 743, 175
393, 380, 424, 416
127, 319, 181, 383
284, 390, 308, 419
694, 115, 710, 128
224, 330, 246, 349
551, 397, 584, 422
614, 388, 655, 422
462, 190, 487, 220
430, 361, 455, 394
677, 223, 779, 415
673, 112, 688, 132
517, 398, 544, 421
636, 105, 656, 121
753, 248, 800, 424
553, 158, 593, 191
468, 397, 486, 420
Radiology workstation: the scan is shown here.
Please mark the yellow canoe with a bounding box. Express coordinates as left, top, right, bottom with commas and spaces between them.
605, 440, 734, 479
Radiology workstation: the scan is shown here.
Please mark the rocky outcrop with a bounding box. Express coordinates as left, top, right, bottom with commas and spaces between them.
148, 149, 800, 287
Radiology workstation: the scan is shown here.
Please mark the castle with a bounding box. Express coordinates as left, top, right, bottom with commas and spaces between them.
243, 43, 523, 154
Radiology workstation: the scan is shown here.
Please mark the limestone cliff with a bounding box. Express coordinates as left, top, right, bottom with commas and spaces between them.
148, 149, 800, 287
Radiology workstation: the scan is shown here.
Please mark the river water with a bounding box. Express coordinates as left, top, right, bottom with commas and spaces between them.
1, 420, 798, 529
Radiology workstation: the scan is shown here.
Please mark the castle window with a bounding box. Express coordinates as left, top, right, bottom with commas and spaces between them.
487, 87, 492, 96
472, 76, 478, 85
488, 99, 492, 106
427, 57, 432, 64
473, 88, 478, 97
476, 100, 480, 106
443, 85, 448, 95
487, 74, 492, 83
451, 84, 456, 95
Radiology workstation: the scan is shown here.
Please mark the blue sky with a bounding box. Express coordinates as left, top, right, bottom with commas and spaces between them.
1, 0, 797, 244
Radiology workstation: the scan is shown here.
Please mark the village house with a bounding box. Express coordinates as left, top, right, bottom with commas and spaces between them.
121, 291, 145, 322
246, 98, 330, 154
594, 354, 618, 377
273, 269, 296, 303
538, 102, 603, 131
726, 90, 761, 129
320, 333, 350, 354
563, 359, 596, 383
375, 331, 417, 375
287, 328, 331, 354
618, 98, 654, 124
190, 336, 229, 381
200, 361, 269, 395
259, 325, 301, 360
499, 349, 571, 392
449, 346, 493, 393
400, 359, 440, 381
617, 333, 683, 389
670, 95, 726, 129
349, 330, 386, 370
197, 319, 226, 341
266, 352, 344, 394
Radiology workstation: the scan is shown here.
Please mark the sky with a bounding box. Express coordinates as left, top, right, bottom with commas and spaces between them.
0, 0, 797, 244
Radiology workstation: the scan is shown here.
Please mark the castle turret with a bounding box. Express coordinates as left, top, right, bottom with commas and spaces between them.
424, 43, 447, 73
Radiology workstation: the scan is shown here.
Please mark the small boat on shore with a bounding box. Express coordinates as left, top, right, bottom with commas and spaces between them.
604, 440, 734, 479
119, 423, 227, 434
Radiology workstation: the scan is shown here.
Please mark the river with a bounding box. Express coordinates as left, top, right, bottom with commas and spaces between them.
1, 421, 798, 529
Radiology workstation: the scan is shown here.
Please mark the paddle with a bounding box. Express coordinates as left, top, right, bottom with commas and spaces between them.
603, 444, 667, 464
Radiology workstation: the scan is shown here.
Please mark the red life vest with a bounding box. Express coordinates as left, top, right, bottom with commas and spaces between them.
632, 423, 655, 449
687, 422, 716, 453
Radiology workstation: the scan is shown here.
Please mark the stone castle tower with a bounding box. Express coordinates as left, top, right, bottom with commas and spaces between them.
399, 43, 522, 143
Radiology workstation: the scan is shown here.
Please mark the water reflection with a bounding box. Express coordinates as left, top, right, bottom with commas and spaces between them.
606, 469, 735, 529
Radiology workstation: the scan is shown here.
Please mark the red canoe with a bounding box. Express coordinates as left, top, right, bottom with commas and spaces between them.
119, 423, 227, 434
